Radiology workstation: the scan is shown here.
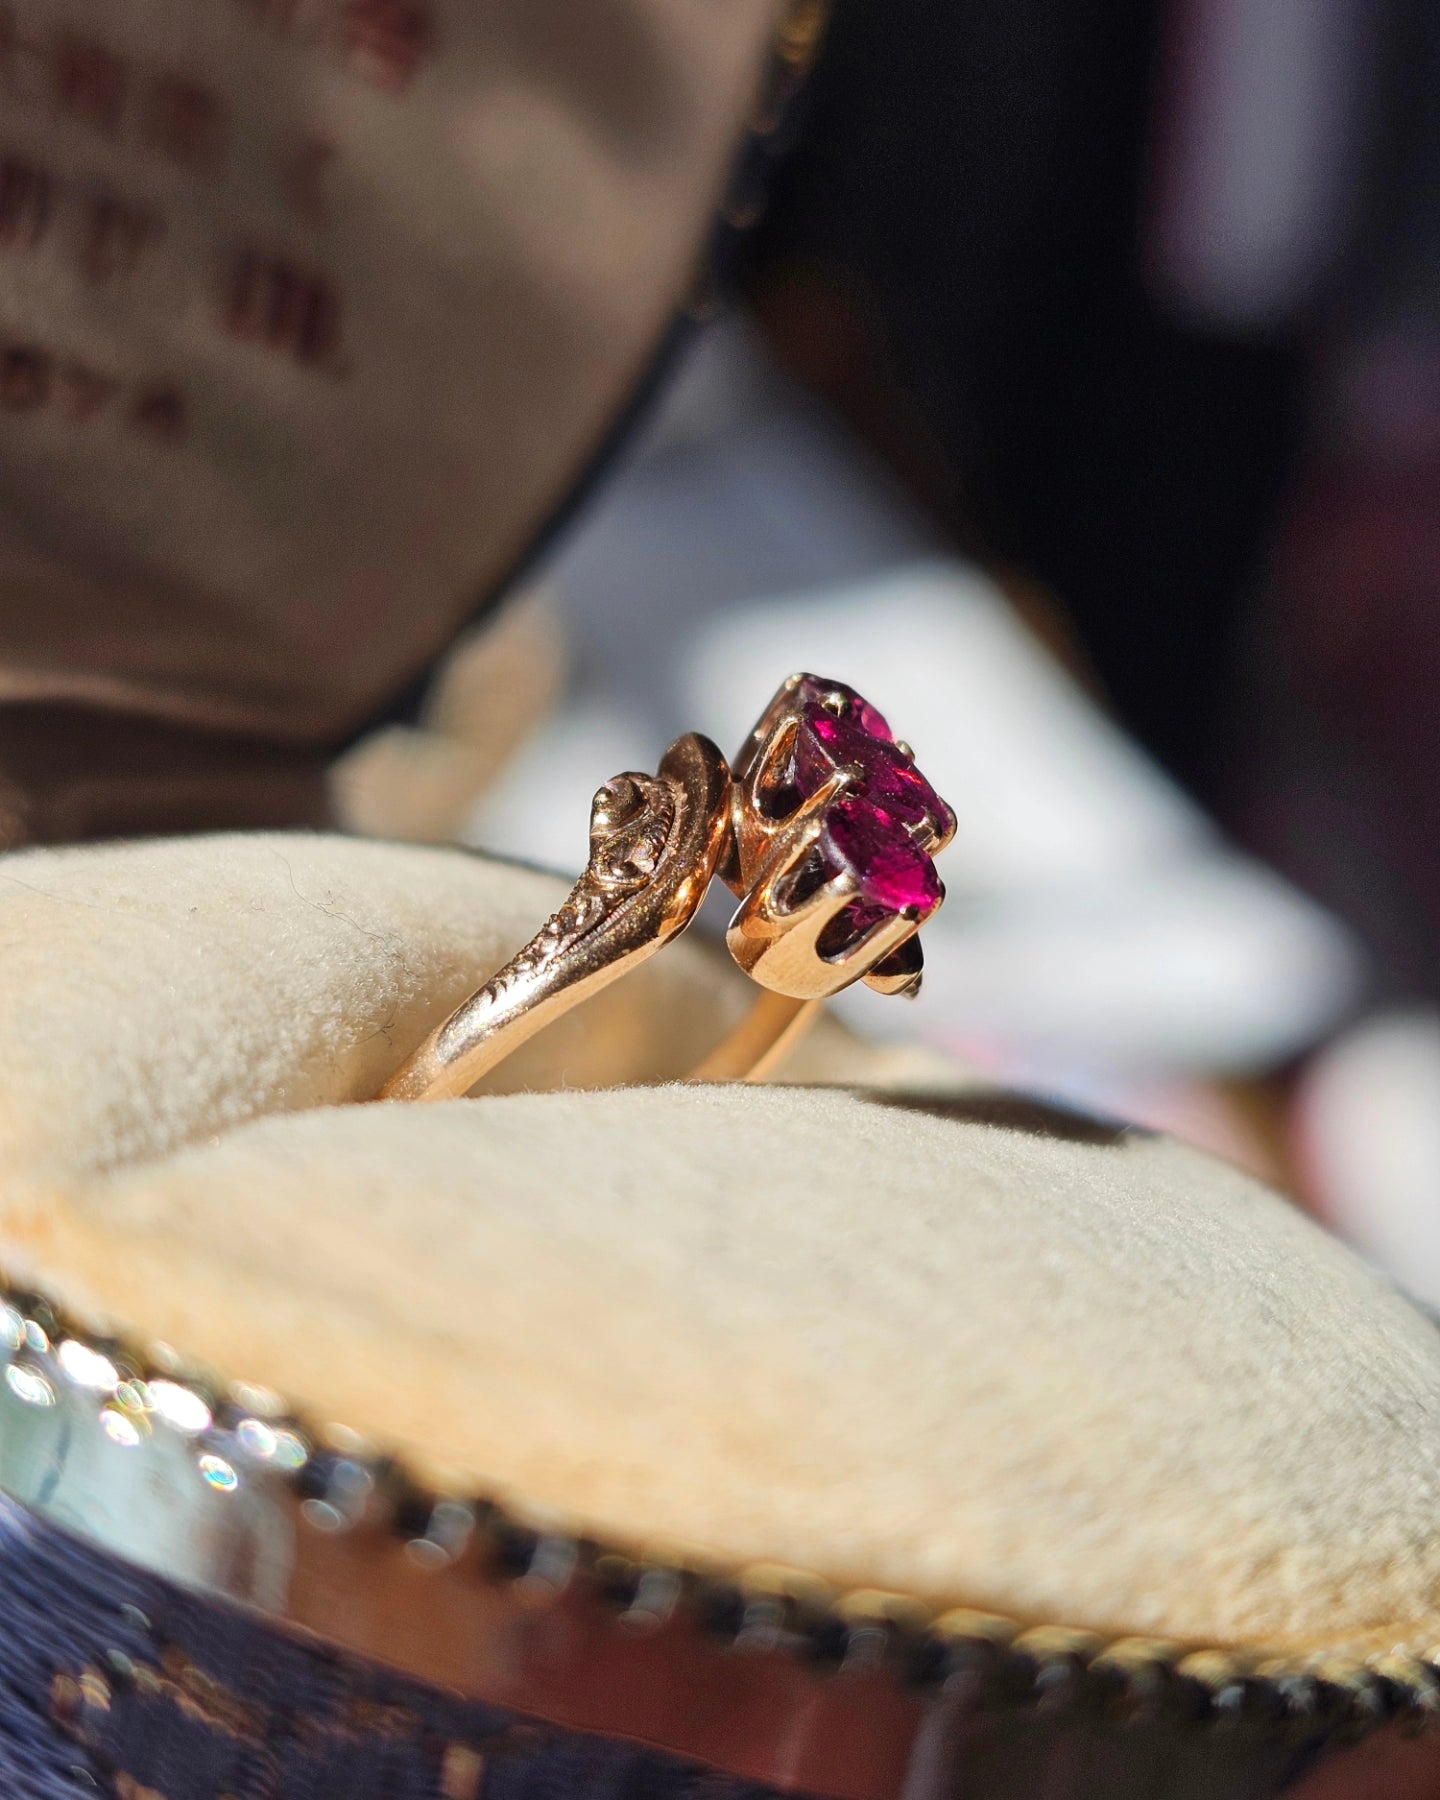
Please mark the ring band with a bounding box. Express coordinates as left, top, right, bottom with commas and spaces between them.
377, 674, 955, 1101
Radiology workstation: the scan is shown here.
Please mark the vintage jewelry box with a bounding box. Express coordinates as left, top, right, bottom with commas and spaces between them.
2, 1, 1439, 1795
2, 831, 1440, 1799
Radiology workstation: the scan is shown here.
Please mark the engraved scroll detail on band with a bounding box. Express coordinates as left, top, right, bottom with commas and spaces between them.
586, 773, 675, 894
438, 773, 677, 1036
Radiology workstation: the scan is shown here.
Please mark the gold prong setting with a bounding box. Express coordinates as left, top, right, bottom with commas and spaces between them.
723, 673, 952, 1001
376, 675, 950, 1096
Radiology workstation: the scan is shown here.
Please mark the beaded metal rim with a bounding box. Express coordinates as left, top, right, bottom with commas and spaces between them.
1, 1273, 1437, 1760
0, 8, 1428, 1782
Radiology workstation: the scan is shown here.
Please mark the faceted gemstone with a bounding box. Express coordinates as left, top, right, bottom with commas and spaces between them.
774, 677, 950, 954
795, 707, 956, 840
793, 674, 893, 742
823, 797, 942, 917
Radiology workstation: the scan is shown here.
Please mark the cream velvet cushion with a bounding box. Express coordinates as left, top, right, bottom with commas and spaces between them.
2, 833, 1439, 1663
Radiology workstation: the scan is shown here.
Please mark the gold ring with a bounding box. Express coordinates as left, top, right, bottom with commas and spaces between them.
376, 674, 956, 1100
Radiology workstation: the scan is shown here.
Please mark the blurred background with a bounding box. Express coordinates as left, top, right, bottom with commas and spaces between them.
0, 0, 1434, 1291
335, 0, 1439, 1292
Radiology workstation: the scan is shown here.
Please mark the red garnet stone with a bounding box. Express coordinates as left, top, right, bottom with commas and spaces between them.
825, 796, 943, 918
792, 680, 955, 843
792, 674, 895, 742
783, 674, 951, 942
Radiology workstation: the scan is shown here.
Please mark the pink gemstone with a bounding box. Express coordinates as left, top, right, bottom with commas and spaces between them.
796, 708, 955, 839
823, 797, 942, 916
793, 674, 893, 742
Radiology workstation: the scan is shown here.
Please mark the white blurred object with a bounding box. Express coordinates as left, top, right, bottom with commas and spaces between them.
681, 567, 1361, 1072
687, 565, 1201, 894
1298, 1011, 1440, 1306
467, 320, 1362, 1076
475, 698, 654, 875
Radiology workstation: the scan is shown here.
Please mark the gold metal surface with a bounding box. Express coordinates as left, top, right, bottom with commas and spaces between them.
379, 733, 730, 1101
725, 674, 954, 1000
378, 675, 954, 1102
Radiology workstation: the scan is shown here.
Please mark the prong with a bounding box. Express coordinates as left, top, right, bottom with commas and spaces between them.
734, 860, 854, 942
864, 933, 924, 995
721, 673, 948, 1004
732, 785, 842, 905
744, 724, 854, 834
829, 905, 925, 980
913, 806, 957, 858
785, 761, 856, 826
721, 716, 801, 889
741, 714, 798, 822
728, 861, 931, 999
727, 725, 859, 894
733, 677, 806, 783
726, 873, 857, 996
